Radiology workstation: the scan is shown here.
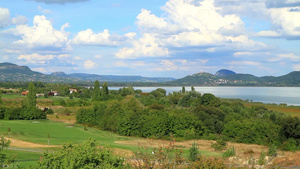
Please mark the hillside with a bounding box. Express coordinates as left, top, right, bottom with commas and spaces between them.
0, 63, 79, 83
215, 69, 236, 77
0, 62, 175, 83
51, 72, 176, 82
171, 70, 300, 86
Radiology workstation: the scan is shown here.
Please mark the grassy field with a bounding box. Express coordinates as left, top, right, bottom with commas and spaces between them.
0, 120, 221, 168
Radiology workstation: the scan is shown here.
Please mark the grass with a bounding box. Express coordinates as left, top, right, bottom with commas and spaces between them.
0, 120, 222, 168
5, 149, 42, 167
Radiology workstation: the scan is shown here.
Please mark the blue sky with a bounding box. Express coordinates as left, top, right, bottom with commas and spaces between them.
0, 0, 299, 78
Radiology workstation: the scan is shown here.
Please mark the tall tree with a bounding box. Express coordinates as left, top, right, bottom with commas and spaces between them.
27, 82, 36, 108
92, 80, 100, 101
102, 82, 109, 95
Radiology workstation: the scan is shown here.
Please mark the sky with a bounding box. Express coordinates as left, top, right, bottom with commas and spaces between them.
0, 0, 299, 78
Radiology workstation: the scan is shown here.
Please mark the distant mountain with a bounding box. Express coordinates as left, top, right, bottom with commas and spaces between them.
171, 71, 300, 86
215, 69, 236, 77
0, 62, 41, 75
0, 63, 80, 83
52, 72, 176, 82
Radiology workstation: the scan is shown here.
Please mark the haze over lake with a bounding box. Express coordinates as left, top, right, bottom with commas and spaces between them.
110, 87, 300, 106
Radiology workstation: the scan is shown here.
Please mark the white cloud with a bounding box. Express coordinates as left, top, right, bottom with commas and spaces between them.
18, 53, 69, 64
83, 60, 96, 69
233, 52, 253, 56
12, 15, 28, 25
116, 33, 170, 59
269, 53, 300, 62
117, 0, 265, 59
38, 6, 51, 14
6, 15, 71, 51
0, 7, 11, 28
72, 29, 135, 46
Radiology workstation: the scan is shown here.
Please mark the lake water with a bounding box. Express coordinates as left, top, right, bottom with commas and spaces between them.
109, 86, 300, 106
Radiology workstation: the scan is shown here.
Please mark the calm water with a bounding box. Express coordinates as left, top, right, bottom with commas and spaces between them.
110, 86, 300, 106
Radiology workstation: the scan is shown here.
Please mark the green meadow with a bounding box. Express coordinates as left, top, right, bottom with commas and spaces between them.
0, 120, 221, 167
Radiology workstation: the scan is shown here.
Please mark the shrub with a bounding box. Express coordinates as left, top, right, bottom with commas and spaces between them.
189, 142, 200, 162
211, 140, 227, 151
222, 146, 235, 158
268, 144, 277, 157
258, 150, 266, 165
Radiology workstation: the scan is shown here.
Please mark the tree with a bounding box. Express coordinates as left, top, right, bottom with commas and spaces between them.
182, 86, 186, 93
27, 82, 36, 109
102, 82, 109, 95
191, 86, 195, 92
92, 80, 101, 101
0, 137, 10, 168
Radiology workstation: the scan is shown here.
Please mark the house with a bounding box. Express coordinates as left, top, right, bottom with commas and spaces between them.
22, 91, 29, 95
48, 90, 59, 96
36, 93, 44, 97
69, 88, 78, 94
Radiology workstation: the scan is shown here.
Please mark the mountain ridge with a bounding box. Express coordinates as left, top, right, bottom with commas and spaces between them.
1, 62, 299, 86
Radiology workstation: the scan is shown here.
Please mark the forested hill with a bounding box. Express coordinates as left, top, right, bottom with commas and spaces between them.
171, 71, 300, 86
0, 62, 175, 83
51, 72, 176, 82
0, 63, 79, 83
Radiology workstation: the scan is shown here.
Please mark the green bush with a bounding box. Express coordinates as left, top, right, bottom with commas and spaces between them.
189, 142, 200, 162
211, 140, 227, 151
222, 147, 235, 158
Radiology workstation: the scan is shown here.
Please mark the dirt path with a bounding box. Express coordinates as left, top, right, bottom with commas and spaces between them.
5, 137, 59, 148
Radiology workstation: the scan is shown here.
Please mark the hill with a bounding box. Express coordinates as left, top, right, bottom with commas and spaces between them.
0, 62, 175, 83
215, 69, 236, 77
51, 72, 176, 82
0, 63, 80, 83
171, 71, 300, 86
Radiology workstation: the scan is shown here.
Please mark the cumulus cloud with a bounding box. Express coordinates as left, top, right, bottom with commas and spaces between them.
116, 33, 170, 59
257, 7, 300, 39
83, 59, 96, 69
116, 0, 265, 59
6, 15, 71, 51
268, 53, 300, 62
28, 0, 89, 4
12, 15, 28, 25
0, 7, 11, 28
72, 29, 135, 46
18, 53, 69, 64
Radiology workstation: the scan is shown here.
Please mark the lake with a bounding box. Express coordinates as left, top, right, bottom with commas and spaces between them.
109, 86, 300, 106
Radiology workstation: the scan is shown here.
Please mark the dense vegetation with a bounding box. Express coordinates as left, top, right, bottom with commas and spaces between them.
75, 84, 300, 151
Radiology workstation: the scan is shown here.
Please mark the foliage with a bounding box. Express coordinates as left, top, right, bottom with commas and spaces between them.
189, 142, 200, 162
131, 139, 184, 169
211, 140, 227, 151
0, 137, 11, 168
189, 156, 228, 169
222, 147, 235, 158
38, 138, 124, 169
268, 144, 277, 157
258, 150, 266, 165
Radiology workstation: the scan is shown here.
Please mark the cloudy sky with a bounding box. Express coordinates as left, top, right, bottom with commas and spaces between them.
0, 0, 299, 78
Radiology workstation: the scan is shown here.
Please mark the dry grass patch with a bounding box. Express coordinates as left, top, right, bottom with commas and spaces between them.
5, 137, 59, 148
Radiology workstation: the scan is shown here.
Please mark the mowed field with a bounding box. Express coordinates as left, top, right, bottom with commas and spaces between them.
0, 119, 222, 167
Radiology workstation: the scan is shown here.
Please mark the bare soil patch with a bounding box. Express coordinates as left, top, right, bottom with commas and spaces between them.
5, 137, 58, 148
